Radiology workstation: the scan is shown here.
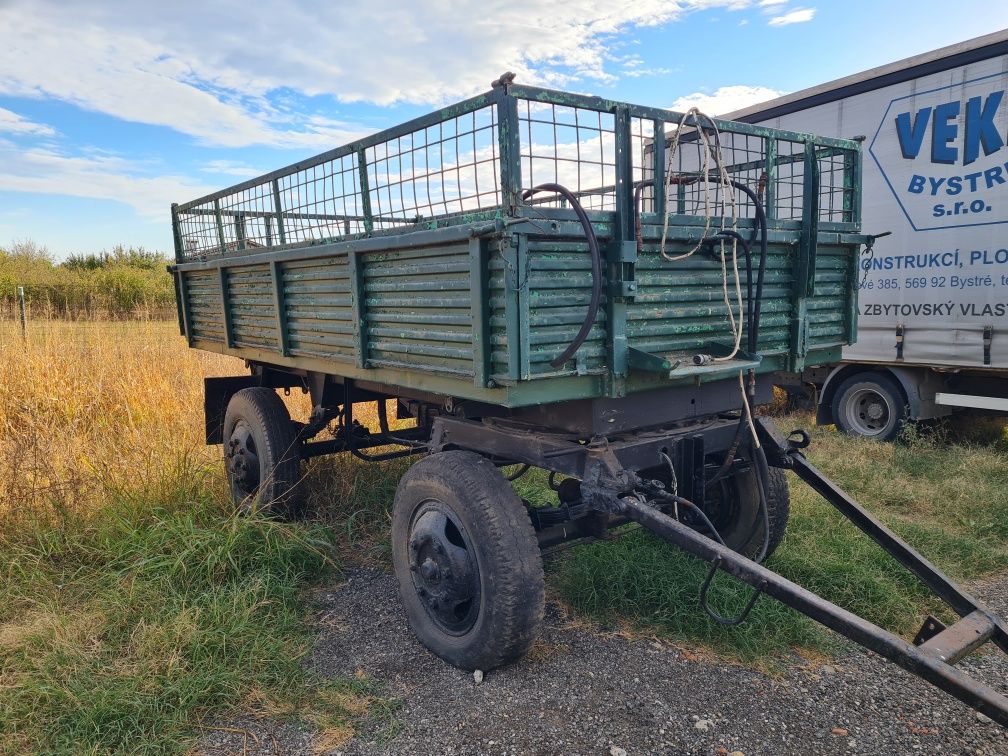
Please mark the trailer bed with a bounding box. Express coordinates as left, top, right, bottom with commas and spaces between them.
170, 81, 865, 407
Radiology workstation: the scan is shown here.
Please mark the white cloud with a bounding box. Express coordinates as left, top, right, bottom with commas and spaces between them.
202, 160, 266, 178
669, 85, 783, 116
0, 0, 766, 148
0, 143, 214, 220
0, 107, 56, 137
759, 0, 788, 6
768, 7, 816, 25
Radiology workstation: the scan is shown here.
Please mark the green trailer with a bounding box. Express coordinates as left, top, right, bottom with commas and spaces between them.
169, 75, 1008, 723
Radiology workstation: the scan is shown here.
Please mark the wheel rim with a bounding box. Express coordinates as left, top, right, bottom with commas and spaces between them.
407, 501, 481, 635
842, 387, 892, 437
226, 420, 261, 505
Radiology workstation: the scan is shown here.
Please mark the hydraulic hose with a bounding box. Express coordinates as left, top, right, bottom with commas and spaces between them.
728, 180, 770, 348
711, 229, 754, 353
522, 183, 602, 368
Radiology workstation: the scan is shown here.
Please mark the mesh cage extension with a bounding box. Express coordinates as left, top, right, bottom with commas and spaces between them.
173, 89, 860, 262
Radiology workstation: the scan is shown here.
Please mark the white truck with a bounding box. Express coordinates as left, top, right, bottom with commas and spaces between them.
728, 29, 1008, 439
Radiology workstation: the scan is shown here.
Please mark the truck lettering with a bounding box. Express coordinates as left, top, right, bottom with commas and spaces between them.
908, 161, 1008, 195
869, 251, 960, 270
862, 301, 958, 317
965, 91, 1005, 165
959, 303, 1007, 318
895, 90, 1005, 165
968, 249, 1008, 265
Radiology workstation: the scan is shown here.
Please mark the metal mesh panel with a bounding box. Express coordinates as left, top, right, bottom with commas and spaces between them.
631, 125, 856, 225
669, 126, 765, 220
631, 117, 658, 213
818, 149, 855, 223
518, 101, 616, 211
774, 139, 807, 221
174, 87, 861, 263
276, 153, 364, 245
365, 106, 500, 231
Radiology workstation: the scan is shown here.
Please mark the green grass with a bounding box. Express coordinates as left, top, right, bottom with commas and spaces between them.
544, 415, 1008, 663
0, 494, 391, 755
4, 350, 1006, 753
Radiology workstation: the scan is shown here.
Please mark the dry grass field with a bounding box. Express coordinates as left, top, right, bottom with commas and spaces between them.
0, 320, 400, 754
2, 319, 1007, 754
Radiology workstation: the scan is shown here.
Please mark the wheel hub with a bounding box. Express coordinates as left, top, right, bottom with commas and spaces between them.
407, 505, 480, 634
226, 423, 260, 495
850, 388, 891, 434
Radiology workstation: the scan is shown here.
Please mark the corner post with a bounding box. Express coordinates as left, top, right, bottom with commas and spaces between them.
494, 85, 522, 216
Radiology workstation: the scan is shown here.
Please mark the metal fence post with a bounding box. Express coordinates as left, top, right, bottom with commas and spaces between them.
17, 286, 27, 339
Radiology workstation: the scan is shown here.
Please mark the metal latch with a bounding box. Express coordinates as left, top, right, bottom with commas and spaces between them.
895, 323, 905, 361
984, 325, 993, 366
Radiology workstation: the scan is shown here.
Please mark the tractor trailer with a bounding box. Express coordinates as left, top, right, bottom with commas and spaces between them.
729, 29, 1008, 439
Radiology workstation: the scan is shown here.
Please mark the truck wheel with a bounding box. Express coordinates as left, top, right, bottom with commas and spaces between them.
222, 387, 305, 518
392, 450, 545, 671
832, 372, 907, 441
702, 458, 789, 560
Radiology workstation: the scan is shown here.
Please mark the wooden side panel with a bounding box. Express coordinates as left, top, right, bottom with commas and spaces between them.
227, 265, 278, 350
281, 257, 356, 363
362, 244, 476, 379
524, 239, 609, 377
184, 269, 225, 344
805, 243, 854, 354
629, 246, 795, 360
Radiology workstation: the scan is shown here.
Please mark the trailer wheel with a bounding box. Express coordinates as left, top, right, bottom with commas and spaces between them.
392, 450, 545, 671
832, 372, 907, 441
703, 460, 789, 560
222, 387, 304, 518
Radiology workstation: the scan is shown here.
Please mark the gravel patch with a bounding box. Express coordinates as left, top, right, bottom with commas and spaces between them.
200, 568, 1008, 756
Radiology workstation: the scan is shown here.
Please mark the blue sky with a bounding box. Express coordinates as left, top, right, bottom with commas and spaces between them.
0, 0, 1005, 258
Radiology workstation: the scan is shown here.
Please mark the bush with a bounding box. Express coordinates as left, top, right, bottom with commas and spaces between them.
0, 240, 175, 319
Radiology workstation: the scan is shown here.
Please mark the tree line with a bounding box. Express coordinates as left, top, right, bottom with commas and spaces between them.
1, 240, 175, 319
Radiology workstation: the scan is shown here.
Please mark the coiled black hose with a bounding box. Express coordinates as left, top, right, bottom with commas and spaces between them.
522, 183, 602, 368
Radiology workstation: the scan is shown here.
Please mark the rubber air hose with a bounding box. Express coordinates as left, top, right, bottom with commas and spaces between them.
711, 229, 754, 354
521, 183, 602, 369
728, 180, 769, 348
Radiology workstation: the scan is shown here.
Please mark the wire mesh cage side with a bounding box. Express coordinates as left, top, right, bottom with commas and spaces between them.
365, 105, 501, 231
173, 87, 862, 263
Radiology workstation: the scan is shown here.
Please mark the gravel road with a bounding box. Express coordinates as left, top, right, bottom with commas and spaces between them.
200, 568, 1008, 756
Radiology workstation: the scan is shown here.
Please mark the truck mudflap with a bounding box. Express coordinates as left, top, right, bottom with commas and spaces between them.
606, 418, 1008, 725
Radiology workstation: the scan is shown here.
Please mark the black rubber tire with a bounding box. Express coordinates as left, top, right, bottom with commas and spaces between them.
222, 387, 305, 518
391, 450, 545, 671
832, 371, 907, 442
703, 458, 790, 560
